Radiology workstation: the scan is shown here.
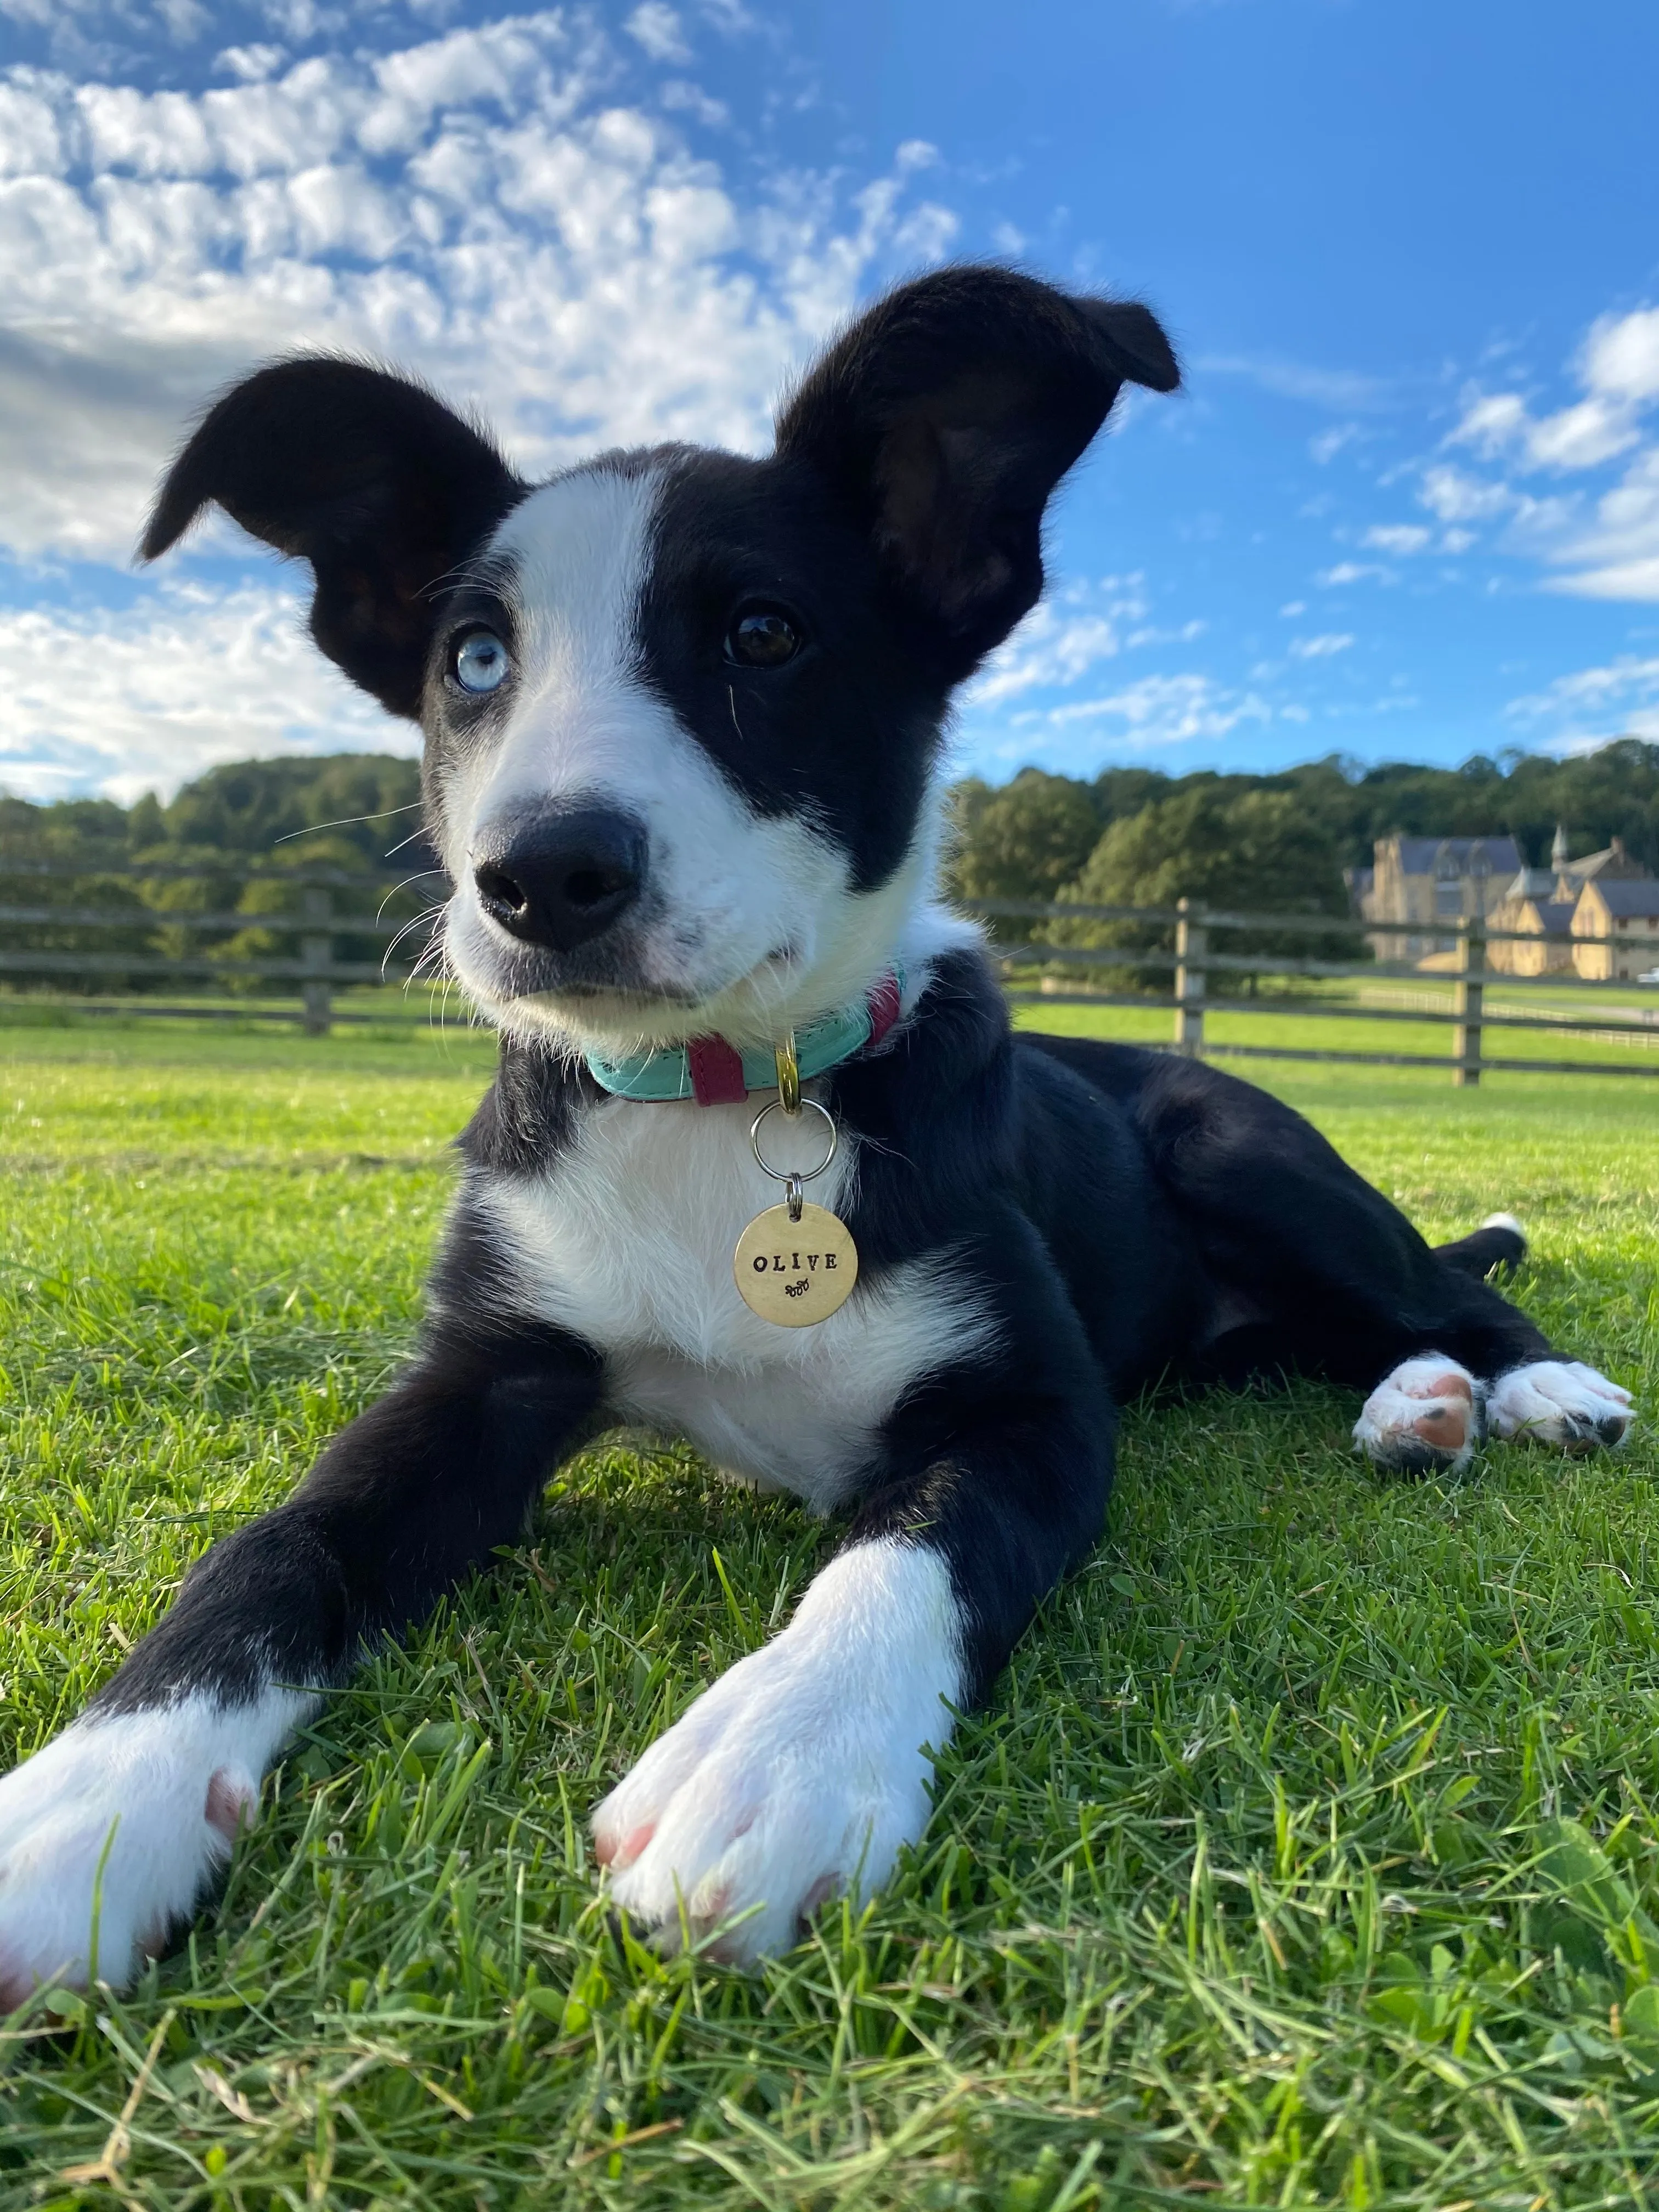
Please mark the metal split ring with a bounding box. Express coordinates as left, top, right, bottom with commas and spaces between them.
751, 1093, 837, 1186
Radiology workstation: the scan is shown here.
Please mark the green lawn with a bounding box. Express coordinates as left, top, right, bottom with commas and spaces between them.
2, 1014, 1658, 2210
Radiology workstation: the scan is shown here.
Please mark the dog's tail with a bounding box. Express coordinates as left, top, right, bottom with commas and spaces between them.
1435, 1211, 1528, 1281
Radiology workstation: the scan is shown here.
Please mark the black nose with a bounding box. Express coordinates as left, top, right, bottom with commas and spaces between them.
473, 809, 647, 953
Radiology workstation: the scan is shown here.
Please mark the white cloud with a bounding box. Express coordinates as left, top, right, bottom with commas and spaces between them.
0, 17, 959, 565
1361, 523, 1432, 555
0, 582, 394, 803
1547, 446, 1659, 602
1198, 353, 1389, 411
1309, 422, 1359, 464
659, 78, 729, 127
214, 44, 287, 84
1505, 654, 1659, 753
0, 13, 974, 796
626, 3, 691, 64
1584, 306, 1659, 405
1508, 654, 1659, 715
966, 575, 1151, 708
1450, 391, 1528, 456
1317, 561, 1389, 585
1288, 632, 1354, 658
1432, 305, 1659, 600
1279, 599, 1306, 617
1449, 306, 1659, 475
1416, 468, 1513, 525
1032, 673, 1272, 747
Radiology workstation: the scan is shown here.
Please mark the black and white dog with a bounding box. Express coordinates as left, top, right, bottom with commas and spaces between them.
0, 267, 1635, 1999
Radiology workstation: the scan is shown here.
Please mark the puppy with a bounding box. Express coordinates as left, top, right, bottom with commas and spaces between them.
0, 267, 1634, 1998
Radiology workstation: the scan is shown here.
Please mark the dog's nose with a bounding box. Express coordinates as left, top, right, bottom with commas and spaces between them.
473, 809, 647, 952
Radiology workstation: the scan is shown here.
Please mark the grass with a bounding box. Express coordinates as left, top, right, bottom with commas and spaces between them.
1011, 979, 1659, 1077
1, 1012, 1657, 2210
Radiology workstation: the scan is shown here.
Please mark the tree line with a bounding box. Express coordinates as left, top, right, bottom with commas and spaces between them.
3, 741, 1657, 992
944, 742, 1659, 919
0, 755, 436, 989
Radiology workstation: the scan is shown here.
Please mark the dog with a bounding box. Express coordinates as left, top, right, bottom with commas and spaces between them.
0, 266, 1635, 1999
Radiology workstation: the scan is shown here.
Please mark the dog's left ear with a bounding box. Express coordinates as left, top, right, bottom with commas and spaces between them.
775, 264, 1178, 675
140, 358, 524, 719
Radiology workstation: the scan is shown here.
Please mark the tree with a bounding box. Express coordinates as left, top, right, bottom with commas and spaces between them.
161, 753, 424, 865
941, 769, 1107, 943
1052, 787, 1354, 992
943, 769, 1104, 901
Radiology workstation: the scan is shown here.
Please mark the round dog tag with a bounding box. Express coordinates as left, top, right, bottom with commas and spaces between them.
733, 1203, 859, 1326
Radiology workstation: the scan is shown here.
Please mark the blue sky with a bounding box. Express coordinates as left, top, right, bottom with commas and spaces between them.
1, 0, 1656, 802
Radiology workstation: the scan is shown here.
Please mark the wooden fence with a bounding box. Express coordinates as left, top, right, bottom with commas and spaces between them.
967, 896, 1659, 1086
0, 861, 437, 1033
2, 861, 1656, 1081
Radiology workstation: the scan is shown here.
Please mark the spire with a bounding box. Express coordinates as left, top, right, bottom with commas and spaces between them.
1551, 822, 1570, 871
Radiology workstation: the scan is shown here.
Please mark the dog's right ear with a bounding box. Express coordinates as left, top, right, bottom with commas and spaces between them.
775, 266, 1179, 679
142, 359, 524, 720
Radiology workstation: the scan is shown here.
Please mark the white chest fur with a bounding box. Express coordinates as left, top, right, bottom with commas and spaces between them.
468, 1090, 998, 1511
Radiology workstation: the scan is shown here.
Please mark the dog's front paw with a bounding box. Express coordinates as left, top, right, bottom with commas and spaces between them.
0, 1692, 307, 2007
1353, 1354, 1483, 1474
1488, 1360, 1634, 1453
591, 1541, 960, 1965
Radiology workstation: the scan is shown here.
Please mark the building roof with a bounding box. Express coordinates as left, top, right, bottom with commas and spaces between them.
1506, 867, 1558, 901
1561, 842, 1649, 884
1390, 834, 1522, 877
1583, 879, 1659, 918
1528, 900, 1578, 935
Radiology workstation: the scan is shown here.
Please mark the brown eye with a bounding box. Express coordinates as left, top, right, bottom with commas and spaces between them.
725, 607, 801, 668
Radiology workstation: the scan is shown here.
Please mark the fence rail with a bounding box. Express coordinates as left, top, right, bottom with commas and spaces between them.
969, 895, 1659, 1085
2, 862, 1655, 1078
0, 862, 437, 1034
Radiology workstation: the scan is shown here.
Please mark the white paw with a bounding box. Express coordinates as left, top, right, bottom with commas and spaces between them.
591, 1541, 961, 1965
1353, 1354, 1482, 1473
1488, 1360, 1634, 1453
0, 1690, 311, 2007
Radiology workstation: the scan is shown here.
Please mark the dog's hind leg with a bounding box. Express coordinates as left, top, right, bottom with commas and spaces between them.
0, 1313, 602, 2007
1098, 1049, 1633, 1472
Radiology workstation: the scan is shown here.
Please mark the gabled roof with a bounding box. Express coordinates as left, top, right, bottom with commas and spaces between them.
1390, 834, 1522, 877
1562, 844, 1649, 883
1529, 900, 1578, 935
1582, 878, 1659, 918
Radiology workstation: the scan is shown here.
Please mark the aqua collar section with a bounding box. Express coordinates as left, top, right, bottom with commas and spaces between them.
585, 968, 903, 1104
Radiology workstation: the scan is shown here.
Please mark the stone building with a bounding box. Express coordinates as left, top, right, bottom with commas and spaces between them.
1359, 834, 1522, 960
1571, 877, 1659, 981
1489, 894, 1578, 975
1488, 828, 1655, 975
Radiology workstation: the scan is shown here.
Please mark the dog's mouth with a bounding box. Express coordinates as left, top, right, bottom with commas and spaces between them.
491, 938, 805, 1040
506, 942, 805, 1026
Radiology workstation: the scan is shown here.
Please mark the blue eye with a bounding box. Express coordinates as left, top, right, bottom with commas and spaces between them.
453, 629, 510, 694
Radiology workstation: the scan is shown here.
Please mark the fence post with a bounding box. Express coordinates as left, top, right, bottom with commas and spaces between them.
1173, 896, 1206, 1057
300, 884, 333, 1036
1452, 911, 1484, 1087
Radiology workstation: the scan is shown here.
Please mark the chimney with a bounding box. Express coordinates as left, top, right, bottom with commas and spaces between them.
1611, 835, 1626, 860
1551, 822, 1570, 871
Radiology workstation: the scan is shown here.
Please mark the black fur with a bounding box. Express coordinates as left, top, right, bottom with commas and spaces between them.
142, 358, 526, 717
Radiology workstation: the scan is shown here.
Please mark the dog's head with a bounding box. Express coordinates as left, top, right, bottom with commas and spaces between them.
144, 267, 1177, 1052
